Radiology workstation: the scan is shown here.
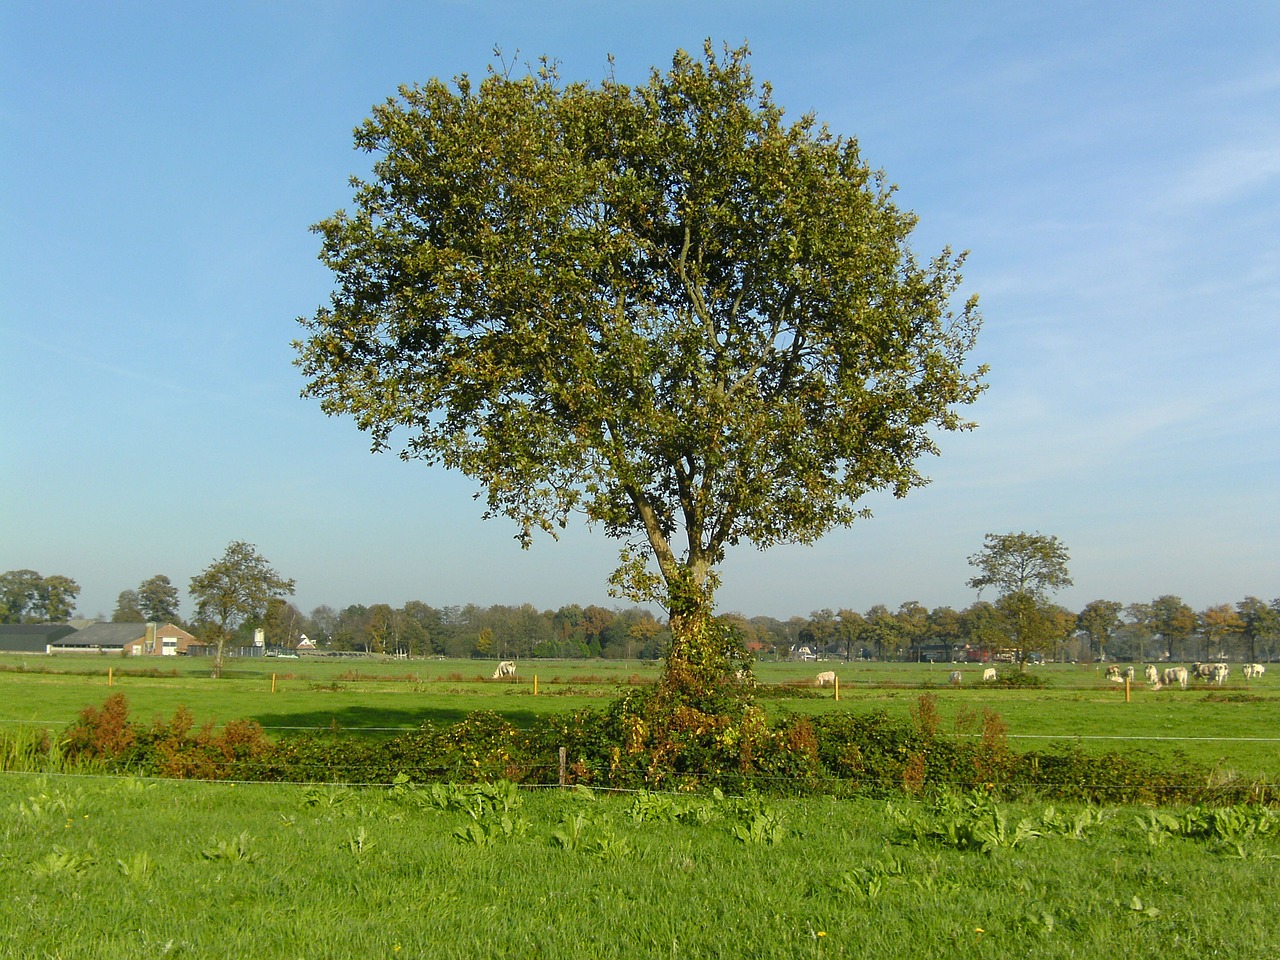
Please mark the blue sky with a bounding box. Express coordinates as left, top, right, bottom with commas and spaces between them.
3, 1, 1277, 622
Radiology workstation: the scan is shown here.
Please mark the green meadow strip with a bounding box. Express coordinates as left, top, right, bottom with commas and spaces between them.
2, 773, 1278, 959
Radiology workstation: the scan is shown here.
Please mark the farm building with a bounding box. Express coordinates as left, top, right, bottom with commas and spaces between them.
37, 621, 200, 656
0, 623, 80, 653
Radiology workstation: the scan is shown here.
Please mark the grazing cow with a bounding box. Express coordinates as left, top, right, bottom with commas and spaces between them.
1105, 664, 1122, 681
1144, 664, 1160, 686
492, 660, 516, 680
982, 667, 997, 682
1243, 663, 1266, 681
1162, 666, 1189, 690
815, 670, 837, 687
1191, 662, 1215, 682
1124, 666, 1136, 682
949, 670, 962, 686
1211, 663, 1229, 686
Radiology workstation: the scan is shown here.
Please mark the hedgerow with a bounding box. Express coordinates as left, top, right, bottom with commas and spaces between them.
34, 691, 1278, 805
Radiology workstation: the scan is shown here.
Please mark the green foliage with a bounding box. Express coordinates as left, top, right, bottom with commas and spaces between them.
296, 42, 985, 696
31, 846, 96, 879
189, 541, 295, 678
42, 687, 1273, 806
888, 790, 1042, 853
201, 831, 261, 863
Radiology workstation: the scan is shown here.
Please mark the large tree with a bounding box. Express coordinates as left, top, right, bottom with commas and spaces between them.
1237, 596, 1279, 663
295, 43, 985, 699
1076, 599, 1123, 662
1147, 594, 1197, 662
189, 541, 295, 678
967, 532, 1072, 667
138, 574, 181, 624
0, 569, 80, 623
112, 590, 145, 623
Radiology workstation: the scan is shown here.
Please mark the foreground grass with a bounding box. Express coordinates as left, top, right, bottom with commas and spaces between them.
2, 772, 1277, 959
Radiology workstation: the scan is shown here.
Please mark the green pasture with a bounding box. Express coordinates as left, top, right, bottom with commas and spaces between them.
3, 655, 1279, 780
2, 771, 1277, 959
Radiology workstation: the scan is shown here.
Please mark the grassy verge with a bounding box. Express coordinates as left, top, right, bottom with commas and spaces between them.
2, 772, 1277, 959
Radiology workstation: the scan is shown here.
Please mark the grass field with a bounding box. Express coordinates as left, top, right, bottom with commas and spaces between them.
4, 654, 1279, 781
4, 656, 1279, 958
3, 771, 1279, 959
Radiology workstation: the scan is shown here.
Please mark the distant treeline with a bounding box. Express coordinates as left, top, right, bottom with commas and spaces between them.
239, 594, 1280, 664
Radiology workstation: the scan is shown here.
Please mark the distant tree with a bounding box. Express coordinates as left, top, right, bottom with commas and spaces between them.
307, 604, 340, 648
967, 532, 1072, 668
401, 601, 442, 656
960, 600, 1003, 658
0, 570, 42, 622
38, 575, 80, 622
189, 541, 295, 678
138, 574, 181, 624
1237, 597, 1280, 663
863, 604, 903, 660
1121, 602, 1155, 662
927, 606, 962, 643
294, 42, 985, 703
112, 590, 145, 623
0, 570, 79, 623
837, 609, 867, 661
896, 601, 930, 659
800, 609, 839, 656
967, 532, 1072, 601
1199, 604, 1243, 661
263, 599, 307, 649
331, 604, 371, 652
1076, 599, 1123, 662
1148, 595, 1197, 662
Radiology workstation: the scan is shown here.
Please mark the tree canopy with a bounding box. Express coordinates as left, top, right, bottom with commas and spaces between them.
0, 569, 80, 623
966, 532, 1072, 602
189, 541, 295, 678
967, 532, 1073, 665
295, 42, 985, 692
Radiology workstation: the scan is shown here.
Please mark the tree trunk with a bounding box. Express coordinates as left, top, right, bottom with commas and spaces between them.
211, 635, 226, 679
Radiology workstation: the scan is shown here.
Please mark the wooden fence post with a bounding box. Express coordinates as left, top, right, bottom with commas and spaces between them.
834, 676, 840, 702
559, 746, 567, 788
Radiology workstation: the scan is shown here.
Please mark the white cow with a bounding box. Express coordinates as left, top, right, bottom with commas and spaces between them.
948, 670, 962, 686
1105, 664, 1122, 681
1144, 664, 1160, 686
1124, 666, 1136, 682
982, 667, 997, 682
1211, 663, 1229, 686
1243, 663, 1266, 681
492, 660, 516, 679
1162, 666, 1189, 690
815, 670, 837, 687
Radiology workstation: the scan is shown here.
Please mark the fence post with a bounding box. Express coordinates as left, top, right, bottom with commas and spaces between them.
834, 676, 840, 701
559, 746, 567, 788
272, 673, 277, 694
108, 667, 113, 687
1125, 677, 1130, 703
534, 674, 539, 696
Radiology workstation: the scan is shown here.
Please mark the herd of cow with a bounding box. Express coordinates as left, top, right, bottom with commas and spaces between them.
924, 661, 1266, 688
1103, 660, 1267, 690
488, 659, 1267, 689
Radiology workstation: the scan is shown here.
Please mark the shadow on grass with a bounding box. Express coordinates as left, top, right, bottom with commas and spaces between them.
252, 704, 552, 735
